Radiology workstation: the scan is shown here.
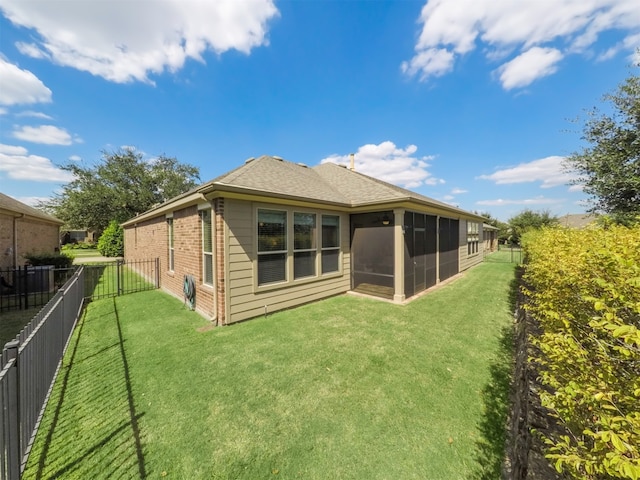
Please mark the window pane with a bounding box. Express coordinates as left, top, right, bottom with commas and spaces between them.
322, 215, 339, 248
204, 252, 213, 285
294, 251, 316, 279
201, 209, 212, 253
258, 210, 286, 252
258, 253, 286, 285
322, 249, 339, 274
294, 213, 316, 250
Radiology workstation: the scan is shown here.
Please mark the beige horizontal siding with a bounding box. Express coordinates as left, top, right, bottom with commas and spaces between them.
225, 199, 351, 324
459, 244, 483, 272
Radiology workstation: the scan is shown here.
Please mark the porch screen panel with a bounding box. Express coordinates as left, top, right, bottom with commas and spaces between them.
404, 212, 415, 298
439, 217, 459, 282
351, 212, 394, 297
258, 210, 287, 285
425, 215, 437, 288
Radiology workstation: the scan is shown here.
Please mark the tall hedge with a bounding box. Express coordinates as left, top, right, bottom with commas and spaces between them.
521, 225, 640, 479
97, 220, 124, 257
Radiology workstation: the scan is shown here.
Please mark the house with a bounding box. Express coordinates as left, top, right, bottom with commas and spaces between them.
122, 156, 488, 325
483, 223, 499, 252
558, 213, 598, 229
0, 192, 64, 269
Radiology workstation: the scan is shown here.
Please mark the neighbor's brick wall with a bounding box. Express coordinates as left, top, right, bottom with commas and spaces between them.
0, 213, 60, 269
124, 204, 216, 321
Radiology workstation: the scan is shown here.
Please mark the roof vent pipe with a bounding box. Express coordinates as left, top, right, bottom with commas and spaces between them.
349, 153, 355, 171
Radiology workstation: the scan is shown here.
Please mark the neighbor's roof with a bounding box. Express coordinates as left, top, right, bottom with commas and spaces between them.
558, 213, 598, 229
124, 155, 485, 225
0, 192, 64, 225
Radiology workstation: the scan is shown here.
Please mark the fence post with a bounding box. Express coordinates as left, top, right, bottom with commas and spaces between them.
4, 340, 20, 480
117, 260, 122, 296
155, 258, 160, 288
22, 266, 28, 310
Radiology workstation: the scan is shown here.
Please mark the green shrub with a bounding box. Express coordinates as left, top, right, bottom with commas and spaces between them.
97, 220, 124, 257
62, 241, 96, 251
522, 225, 640, 479
24, 252, 73, 268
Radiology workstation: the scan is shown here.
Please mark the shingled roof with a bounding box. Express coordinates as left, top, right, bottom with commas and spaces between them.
124, 155, 484, 224
0, 192, 64, 225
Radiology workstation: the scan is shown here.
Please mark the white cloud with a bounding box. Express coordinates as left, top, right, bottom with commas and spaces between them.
400, 48, 455, 80
451, 188, 468, 194
0, 107, 7, 115
0, 143, 74, 182
478, 156, 577, 188
12, 125, 77, 145
320, 141, 442, 189
497, 47, 563, 90
403, 0, 640, 88
16, 110, 53, 120
68, 155, 82, 162
2, 0, 279, 84
476, 196, 563, 206
0, 58, 52, 105
16, 196, 51, 207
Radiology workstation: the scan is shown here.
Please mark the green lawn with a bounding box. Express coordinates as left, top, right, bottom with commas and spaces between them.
23, 262, 516, 480
0, 307, 43, 346
63, 247, 101, 259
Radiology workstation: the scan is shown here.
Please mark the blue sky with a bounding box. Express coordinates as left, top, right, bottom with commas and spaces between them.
1, 0, 639, 221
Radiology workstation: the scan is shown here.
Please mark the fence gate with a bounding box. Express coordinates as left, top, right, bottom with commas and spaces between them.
484, 244, 523, 264
83, 258, 160, 300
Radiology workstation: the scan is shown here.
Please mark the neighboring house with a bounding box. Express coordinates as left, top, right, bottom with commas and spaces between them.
0, 192, 64, 269
483, 223, 499, 252
61, 229, 95, 245
122, 156, 488, 325
558, 213, 598, 229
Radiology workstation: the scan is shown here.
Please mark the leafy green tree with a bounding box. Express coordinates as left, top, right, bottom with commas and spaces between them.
507, 209, 558, 244
564, 71, 640, 225
42, 148, 200, 235
97, 220, 124, 257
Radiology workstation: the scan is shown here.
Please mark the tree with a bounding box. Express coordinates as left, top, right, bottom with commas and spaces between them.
507, 209, 558, 244
97, 220, 124, 257
564, 70, 640, 224
43, 149, 200, 235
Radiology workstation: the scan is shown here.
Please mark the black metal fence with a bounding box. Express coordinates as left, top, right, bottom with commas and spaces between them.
0, 266, 76, 313
0, 267, 85, 479
484, 244, 523, 264
83, 258, 160, 300
0, 258, 159, 479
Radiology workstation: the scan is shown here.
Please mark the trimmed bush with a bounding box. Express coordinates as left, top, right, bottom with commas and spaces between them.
24, 252, 73, 268
522, 225, 640, 479
97, 220, 124, 257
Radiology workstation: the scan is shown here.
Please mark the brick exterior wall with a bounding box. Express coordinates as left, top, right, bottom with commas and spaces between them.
124, 203, 217, 321
0, 213, 60, 269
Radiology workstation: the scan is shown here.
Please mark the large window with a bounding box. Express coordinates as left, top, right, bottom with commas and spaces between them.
167, 217, 174, 271
201, 209, 213, 285
321, 215, 340, 274
294, 213, 316, 279
467, 221, 480, 255
257, 209, 341, 287
258, 209, 287, 285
